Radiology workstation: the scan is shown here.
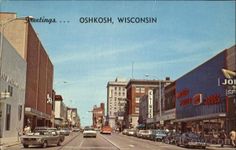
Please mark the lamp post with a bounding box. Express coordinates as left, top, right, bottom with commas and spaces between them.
144, 74, 163, 127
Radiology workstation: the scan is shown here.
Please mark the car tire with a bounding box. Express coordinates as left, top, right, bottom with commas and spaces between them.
23, 144, 29, 148
42, 141, 48, 148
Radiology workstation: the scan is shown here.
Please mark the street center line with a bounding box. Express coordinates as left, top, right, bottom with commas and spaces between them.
79, 138, 84, 148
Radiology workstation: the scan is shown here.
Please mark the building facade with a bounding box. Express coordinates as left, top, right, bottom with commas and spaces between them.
0, 12, 54, 129
54, 95, 67, 128
175, 45, 236, 133
67, 107, 80, 128
0, 34, 26, 143
92, 103, 105, 129
107, 78, 127, 129
125, 80, 163, 128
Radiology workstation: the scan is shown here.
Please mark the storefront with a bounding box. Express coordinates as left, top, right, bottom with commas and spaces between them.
176, 45, 235, 134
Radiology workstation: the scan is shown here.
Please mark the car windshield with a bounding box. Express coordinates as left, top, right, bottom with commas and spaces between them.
84, 127, 94, 131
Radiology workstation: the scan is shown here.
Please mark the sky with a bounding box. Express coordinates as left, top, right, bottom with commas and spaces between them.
1, 0, 235, 126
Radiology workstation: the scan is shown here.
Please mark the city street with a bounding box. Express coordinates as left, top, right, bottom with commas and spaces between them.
7, 132, 201, 150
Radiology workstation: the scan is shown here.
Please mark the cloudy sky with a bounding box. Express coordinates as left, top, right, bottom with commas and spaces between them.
1, 0, 235, 126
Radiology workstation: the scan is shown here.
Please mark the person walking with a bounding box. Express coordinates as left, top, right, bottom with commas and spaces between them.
230, 130, 236, 147
219, 129, 227, 147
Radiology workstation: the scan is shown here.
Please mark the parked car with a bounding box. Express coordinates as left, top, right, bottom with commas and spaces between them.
100, 126, 112, 134
126, 129, 137, 136
20, 129, 65, 148
59, 128, 71, 136
122, 129, 128, 135
137, 130, 145, 138
139, 130, 152, 139
163, 131, 181, 144
176, 132, 207, 149
150, 130, 167, 141
83, 126, 97, 138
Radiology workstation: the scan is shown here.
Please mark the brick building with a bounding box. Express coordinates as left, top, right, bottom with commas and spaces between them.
92, 103, 105, 129
0, 12, 54, 129
125, 80, 161, 128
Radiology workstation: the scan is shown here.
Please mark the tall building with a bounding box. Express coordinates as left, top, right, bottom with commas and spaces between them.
0, 12, 54, 129
54, 95, 67, 128
125, 80, 161, 128
67, 107, 80, 128
0, 33, 26, 143
107, 78, 127, 129
92, 103, 105, 129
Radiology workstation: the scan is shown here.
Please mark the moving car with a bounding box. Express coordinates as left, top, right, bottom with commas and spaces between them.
20, 128, 65, 148
176, 132, 207, 149
83, 126, 97, 138
100, 126, 112, 134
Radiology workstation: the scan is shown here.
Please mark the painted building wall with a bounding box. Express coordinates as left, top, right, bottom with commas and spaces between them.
176, 50, 226, 119
0, 35, 26, 142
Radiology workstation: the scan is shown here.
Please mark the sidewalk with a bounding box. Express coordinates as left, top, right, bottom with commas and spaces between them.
0, 138, 20, 150
206, 144, 236, 150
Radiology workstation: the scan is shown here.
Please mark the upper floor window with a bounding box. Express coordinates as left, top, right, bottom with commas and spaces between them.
8, 85, 13, 96
141, 88, 145, 93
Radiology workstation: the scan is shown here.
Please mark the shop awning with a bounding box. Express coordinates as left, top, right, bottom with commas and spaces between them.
174, 113, 226, 122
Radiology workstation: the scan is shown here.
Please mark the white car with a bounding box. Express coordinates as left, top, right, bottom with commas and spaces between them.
83, 126, 97, 138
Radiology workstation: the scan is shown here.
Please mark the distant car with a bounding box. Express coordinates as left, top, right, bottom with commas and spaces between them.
122, 129, 128, 135
100, 126, 112, 134
126, 129, 137, 136
72, 128, 80, 132
176, 132, 206, 149
59, 128, 70, 136
20, 129, 64, 148
141, 130, 152, 139
83, 126, 97, 138
150, 130, 167, 141
137, 130, 145, 138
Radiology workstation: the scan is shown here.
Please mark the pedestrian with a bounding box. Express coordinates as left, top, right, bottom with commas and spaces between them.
230, 130, 236, 147
219, 129, 227, 147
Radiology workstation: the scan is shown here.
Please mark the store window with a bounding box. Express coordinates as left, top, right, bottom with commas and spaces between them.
5, 104, 11, 130
135, 107, 139, 113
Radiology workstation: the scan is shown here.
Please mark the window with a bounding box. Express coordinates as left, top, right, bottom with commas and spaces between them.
115, 87, 117, 90
135, 107, 139, 113
18, 105, 22, 121
135, 97, 140, 103
141, 88, 145, 93
123, 92, 125, 96
119, 87, 121, 91
5, 104, 11, 130
136, 87, 140, 93
8, 85, 13, 96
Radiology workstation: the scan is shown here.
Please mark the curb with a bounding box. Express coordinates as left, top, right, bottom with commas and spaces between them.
206, 146, 236, 150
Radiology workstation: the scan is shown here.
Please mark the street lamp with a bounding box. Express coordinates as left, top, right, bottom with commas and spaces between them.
144, 74, 163, 126
0, 15, 33, 99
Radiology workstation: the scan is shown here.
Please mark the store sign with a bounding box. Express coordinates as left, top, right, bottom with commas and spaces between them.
218, 69, 236, 97
192, 93, 202, 105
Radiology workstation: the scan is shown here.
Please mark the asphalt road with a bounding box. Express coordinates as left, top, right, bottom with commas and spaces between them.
7, 132, 202, 150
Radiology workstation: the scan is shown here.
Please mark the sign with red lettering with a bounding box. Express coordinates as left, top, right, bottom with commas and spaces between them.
192, 93, 202, 105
